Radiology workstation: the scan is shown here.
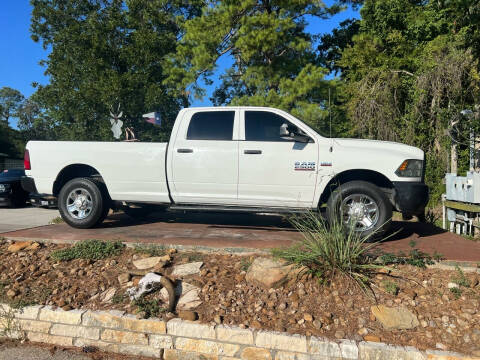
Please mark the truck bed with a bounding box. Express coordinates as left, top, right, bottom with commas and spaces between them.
26, 141, 170, 203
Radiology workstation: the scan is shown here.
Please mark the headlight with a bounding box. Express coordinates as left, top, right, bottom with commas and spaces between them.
395, 159, 423, 178
0, 184, 10, 192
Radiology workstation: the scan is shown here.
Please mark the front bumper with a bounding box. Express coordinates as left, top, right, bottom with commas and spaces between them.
0, 195, 12, 206
392, 181, 429, 215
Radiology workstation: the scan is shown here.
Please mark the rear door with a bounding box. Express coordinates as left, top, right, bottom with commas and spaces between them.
238, 110, 319, 208
170, 109, 239, 204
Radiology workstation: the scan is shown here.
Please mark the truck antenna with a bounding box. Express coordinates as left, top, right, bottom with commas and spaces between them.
329, 87, 332, 139
329, 87, 333, 152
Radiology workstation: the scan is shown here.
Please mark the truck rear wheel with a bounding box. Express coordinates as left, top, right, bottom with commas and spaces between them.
326, 180, 392, 240
58, 178, 109, 229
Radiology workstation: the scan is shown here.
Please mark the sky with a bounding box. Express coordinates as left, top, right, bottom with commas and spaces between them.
0, 1, 359, 128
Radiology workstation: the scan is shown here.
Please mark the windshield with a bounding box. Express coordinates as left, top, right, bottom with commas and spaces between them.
0, 169, 25, 178
291, 114, 330, 138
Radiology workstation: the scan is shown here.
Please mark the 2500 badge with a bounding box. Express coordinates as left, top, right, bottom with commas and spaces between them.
294, 161, 316, 171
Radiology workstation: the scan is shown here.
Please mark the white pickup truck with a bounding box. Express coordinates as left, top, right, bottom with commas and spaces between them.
22, 106, 428, 236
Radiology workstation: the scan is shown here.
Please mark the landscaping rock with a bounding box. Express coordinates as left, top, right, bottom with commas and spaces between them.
447, 282, 459, 289
133, 256, 165, 270
371, 305, 419, 330
117, 273, 131, 285
363, 335, 381, 342
171, 262, 203, 277
26, 242, 41, 251
178, 310, 198, 321
160, 280, 202, 310
101, 287, 116, 303
245, 257, 301, 289
8, 241, 31, 253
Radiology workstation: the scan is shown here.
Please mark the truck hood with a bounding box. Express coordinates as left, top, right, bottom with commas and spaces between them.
333, 138, 424, 160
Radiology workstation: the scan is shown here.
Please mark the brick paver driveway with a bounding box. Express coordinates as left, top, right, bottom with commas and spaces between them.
1, 211, 480, 262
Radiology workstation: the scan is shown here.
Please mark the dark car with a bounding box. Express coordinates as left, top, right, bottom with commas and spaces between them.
0, 169, 29, 207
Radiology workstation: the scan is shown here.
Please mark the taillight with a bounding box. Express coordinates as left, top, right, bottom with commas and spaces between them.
24, 149, 31, 170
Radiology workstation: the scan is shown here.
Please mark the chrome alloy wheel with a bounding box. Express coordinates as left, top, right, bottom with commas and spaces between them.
341, 194, 379, 231
66, 188, 93, 219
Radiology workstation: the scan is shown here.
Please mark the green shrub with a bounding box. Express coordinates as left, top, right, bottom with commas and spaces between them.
382, 280, 399, 295
240, 257, 252, 271
133, 298, 166, 318
378, 248, 435, 268
452, 266, 470, 288
49, 216, 64, 224
450, 287, 462, 299
271, 212, 384, 288
134, 244, 166, 257
51, 240, 124, 261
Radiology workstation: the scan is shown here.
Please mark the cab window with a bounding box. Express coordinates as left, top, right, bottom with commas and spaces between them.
186, 111, 235, 140
245, 111, 296, 142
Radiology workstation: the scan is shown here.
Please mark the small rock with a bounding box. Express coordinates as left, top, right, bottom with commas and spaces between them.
420, 320, 428, 328
178, 310, 197, 321
312, 320, 322, 329
61, 305, 72, 311
245, 257, 303, 289
304, 313, 313, 322
6, 289, 18, 298
8, 241, 31, 253
436, 343, 447, 350
358, 328, 368, 336
136, 311, 146, 319
371, 305, 419, 330
461, 308, 476, 315
364, 335, 381, 342
250, 320, 262, 329
297, 319, 305, 325
447, 282, 459, 289
25, 242, 41, 251
172, 262, 203, 277
160, 281, 202, 310
101, 287, 116, 302
118, 273, 131, 285
334, 330, 345, 339
133, 256, 164, 270
358, 317, 366, 327
214, 315, 223, 324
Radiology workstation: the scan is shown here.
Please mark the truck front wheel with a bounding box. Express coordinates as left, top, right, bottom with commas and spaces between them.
326, 180, 392, 240
58, 178, 109, 229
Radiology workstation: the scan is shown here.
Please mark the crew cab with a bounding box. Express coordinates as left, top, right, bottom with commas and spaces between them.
22, 107, 429, 237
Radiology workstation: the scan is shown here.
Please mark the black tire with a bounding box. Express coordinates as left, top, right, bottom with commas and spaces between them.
58, 178, 108, 229
326, 180, 392, 240
12, 195, 27, 208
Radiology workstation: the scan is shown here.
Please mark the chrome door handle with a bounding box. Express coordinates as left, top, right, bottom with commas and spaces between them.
244, 150, 262, 154
177, 148, 193, 153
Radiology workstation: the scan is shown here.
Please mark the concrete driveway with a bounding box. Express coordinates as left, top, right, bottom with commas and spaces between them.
0, 206, 60, 233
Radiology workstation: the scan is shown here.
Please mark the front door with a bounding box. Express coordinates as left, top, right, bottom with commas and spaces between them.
238, 110, 319, 208
170, 109, 239, 204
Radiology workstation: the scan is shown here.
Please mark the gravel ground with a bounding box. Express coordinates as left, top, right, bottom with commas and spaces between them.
1, 240, 479, 354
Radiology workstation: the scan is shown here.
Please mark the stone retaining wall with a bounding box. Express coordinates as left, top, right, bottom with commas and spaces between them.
0, 304, 477, 360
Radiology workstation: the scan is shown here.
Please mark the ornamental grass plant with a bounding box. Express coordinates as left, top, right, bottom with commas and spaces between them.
272, 211, 386, 289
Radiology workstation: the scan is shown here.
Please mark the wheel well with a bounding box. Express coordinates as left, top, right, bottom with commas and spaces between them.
53, 164, 106, 196
319, 169, 394, 206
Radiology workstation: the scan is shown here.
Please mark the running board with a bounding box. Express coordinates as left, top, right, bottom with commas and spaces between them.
168, 204, 315, 214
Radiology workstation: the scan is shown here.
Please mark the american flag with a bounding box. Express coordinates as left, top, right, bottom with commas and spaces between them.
143, 112, 162, 126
